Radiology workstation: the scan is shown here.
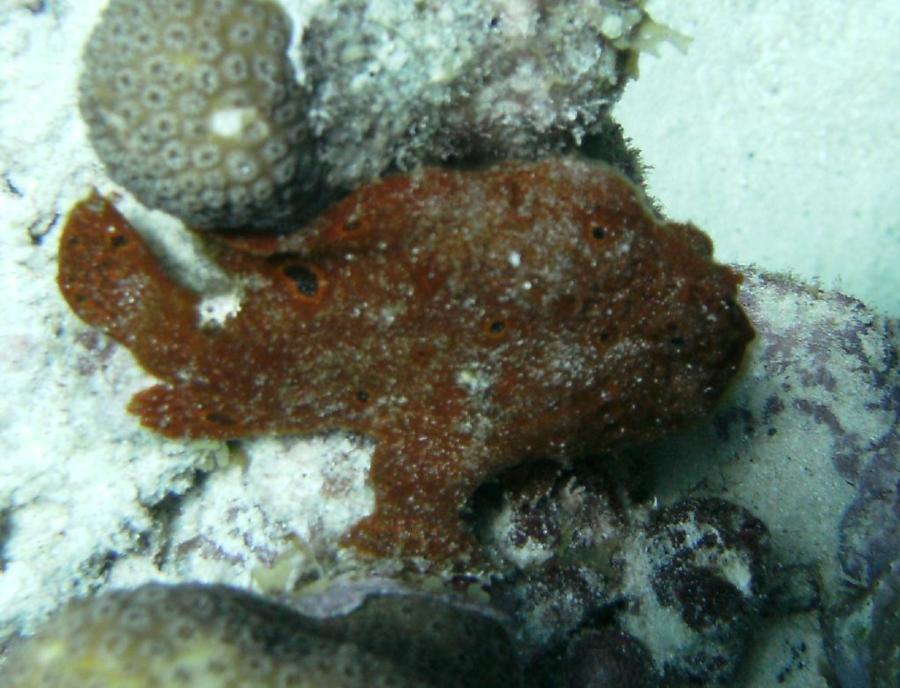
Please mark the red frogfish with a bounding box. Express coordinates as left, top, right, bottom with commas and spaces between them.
58, 157, 753, 565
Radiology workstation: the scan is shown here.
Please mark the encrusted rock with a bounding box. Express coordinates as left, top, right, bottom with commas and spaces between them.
302, 0, 662, 189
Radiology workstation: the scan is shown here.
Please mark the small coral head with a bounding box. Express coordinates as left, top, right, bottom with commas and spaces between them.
79, 0, 314, 231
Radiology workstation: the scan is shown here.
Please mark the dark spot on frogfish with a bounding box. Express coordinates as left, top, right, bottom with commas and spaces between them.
57, 158, 753, 566
283, 264, 319, 297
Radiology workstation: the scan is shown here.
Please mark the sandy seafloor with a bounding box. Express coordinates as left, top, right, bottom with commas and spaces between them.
0, 1, 898, 686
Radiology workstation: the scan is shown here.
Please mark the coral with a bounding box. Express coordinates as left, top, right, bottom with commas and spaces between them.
474, 461, 627, 656
868, 564, 900, 688
619, 497, 771, 685
838, 416, 899, 591
57, 157, 752, 565
0, 582, 519, 687
304, 582, 520, 686
79, 0, 315, 231
302, 0, 657, 190
827, 330, 899, 688
827, 560, 900, 688
493, 559, 611, 659
473, 463, 776, 685
552, 628, 656, 688
78, 0, 662, 228
475, 460, 628, 571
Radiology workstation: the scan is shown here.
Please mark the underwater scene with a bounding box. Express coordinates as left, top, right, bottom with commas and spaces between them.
0, 1, 897, 686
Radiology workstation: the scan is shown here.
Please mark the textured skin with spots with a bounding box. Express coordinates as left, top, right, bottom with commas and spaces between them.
57, 157, 753, 565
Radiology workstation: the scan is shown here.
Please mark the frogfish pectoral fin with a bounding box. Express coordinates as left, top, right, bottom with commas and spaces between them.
342, 428, 483, 564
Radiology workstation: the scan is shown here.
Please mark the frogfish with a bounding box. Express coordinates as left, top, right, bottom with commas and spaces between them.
58, 157, 753, 565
